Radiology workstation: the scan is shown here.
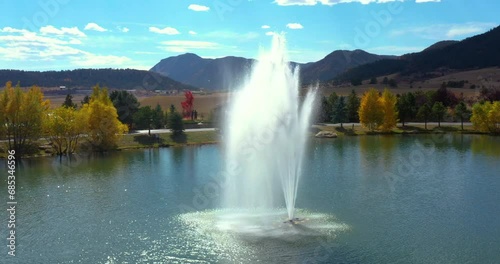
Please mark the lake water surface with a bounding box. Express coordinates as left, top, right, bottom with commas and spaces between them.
1, 134, 499, 263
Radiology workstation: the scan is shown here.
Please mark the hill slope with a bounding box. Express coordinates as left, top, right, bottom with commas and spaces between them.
334, 25, 500, 83
0, 68, 195, 90
301, 49, 396, 83
150, 54, 254, 90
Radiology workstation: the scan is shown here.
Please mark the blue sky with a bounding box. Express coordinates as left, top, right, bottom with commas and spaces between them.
0, 0, 498, 71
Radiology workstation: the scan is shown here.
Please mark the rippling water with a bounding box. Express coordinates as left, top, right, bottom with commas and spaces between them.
1, 134, 499, 263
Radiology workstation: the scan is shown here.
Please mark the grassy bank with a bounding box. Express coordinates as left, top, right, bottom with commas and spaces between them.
117, 130, 220, 150
0, 130, 220, 158
316, 124, 486, 137
2, 125, 494, 158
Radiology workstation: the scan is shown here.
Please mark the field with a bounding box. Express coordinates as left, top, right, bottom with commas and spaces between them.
139, 93, 229, 118
29, 66, 500, 115
43, 92, 229, 118
321, 67, 500, 98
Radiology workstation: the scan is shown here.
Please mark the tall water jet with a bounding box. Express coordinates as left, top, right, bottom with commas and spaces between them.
224, 34, 316, 221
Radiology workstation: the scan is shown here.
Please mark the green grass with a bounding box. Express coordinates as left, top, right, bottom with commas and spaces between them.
1, 124, 493, 158
117, 130, 219, 149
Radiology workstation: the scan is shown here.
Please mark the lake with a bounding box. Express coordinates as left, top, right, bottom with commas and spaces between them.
1, 134, 499, 263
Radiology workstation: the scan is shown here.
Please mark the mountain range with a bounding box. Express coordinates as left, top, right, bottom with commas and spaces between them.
149, 50, 394, 90
151, 25, 500, 90
0, 68, 194, 91
334, 26, 500, 84
1, 25, 498, 91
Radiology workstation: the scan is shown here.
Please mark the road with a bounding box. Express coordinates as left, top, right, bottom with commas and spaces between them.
130, 128, 217, 135
315, 122, 472, 127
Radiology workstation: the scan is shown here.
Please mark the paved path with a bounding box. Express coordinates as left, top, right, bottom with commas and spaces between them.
130, 128, 217, 135
315, 122, 472, 127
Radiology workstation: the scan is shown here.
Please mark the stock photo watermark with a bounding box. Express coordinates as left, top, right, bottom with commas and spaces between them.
384, 133, 448, 193
6, 150, 17, 257
212, 0, 244, 21
22, 0, 71, 31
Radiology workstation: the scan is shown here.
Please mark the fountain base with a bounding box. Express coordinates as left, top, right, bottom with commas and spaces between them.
283, 218, 302, 224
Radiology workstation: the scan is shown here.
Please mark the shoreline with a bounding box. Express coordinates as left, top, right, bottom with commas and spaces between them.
1, 125, 497, 159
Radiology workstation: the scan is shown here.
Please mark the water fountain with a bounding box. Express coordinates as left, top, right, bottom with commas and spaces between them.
178, 35, 348, 251
223, 33, 316, 221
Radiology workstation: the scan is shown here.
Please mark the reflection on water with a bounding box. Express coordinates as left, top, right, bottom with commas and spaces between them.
359, 135, 398, 172
471, 135, 500, 157
0, 135, 499, 263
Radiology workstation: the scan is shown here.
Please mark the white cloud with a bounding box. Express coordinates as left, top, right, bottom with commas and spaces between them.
149, 26, 180, 35
391, 22, 497, 39
70, 53, 131, 67
274, 0, 440, 5
189, 31, 197, 35
40, 25, 86, 37
84, 23, 107, 32
0, 26, 132, 68
0, 27, 29, 34
188, 4, 210, 11
265, 32, 275, 36
204, 31, 259, 41
159, 40, 220, 52
366, 45, 426, 55
286, 23, 304, 29
262, 25, 271, 29
0, 29, 84, 61
117, 26, 129, 33
446, 24, 488, 38
69, 38, 82, 45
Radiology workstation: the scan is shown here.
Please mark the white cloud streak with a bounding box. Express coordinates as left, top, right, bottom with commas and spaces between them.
0, 27, 131, 68
117, 26, 129, 33
391, 22, 497, 39
40, 25, 86, 37
286, 23, 304, 29
188, 4, 210, 11
204, 31, 260, 41
159, 40, 220, 52
149, 26, 180, 35
84, 23, 108, 32
274, 0, 439, 5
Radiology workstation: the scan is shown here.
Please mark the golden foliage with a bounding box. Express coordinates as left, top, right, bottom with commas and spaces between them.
44, 106, 86, 155
0, 82, 49, 154
82, 84, 128, 151
471, 101, 500, 133
358, 88, 383, 131
378, 88, 398, 132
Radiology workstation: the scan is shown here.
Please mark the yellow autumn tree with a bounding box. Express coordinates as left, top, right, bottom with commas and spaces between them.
488, 101, 500, 133
0, 81, 50, 155
471, 101, 500, 133
378, 88, 398, 132
44, 106, 86, 155
358, 88, 383, 131
81, 84, 128, 151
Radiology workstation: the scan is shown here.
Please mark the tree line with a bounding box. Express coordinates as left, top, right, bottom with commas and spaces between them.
0, 69, 194, 90
0, 82, 187, 157
317, 86, 500, 133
